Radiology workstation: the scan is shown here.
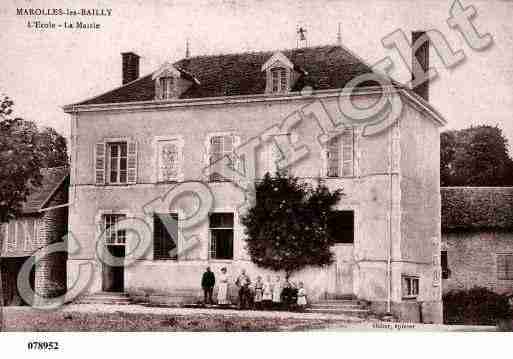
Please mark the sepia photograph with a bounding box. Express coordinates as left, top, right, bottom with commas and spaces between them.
1, 0, 513, 354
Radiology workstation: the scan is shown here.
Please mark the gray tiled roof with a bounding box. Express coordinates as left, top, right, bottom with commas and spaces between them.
21, 166, 69, 214
76, 45, 377, 105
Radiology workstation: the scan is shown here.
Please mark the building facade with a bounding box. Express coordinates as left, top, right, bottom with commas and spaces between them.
0, 167, 69, 306
64, 44, 445, 322
441, 187, 513, 295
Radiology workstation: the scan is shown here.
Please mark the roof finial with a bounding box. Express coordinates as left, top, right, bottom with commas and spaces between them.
185, 38, 190, 58
337, 23, 342, 46
297, 25, 308, 48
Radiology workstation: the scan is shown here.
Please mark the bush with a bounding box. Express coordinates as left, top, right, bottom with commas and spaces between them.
443, 287, 512, 325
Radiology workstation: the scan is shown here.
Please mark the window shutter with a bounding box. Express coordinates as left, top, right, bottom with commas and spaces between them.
233, 135, 243, 176
94, 142, 106, 185
341, 128, 354, 177
127, 140, 138, 184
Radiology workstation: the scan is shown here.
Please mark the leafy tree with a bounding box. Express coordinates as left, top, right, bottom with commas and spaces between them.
37, 126, 68, 167
0, 95, 68, 222
241, 172, 343, 278
441, 125, 513, 186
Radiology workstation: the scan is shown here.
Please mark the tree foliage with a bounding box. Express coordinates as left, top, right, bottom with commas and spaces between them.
0, 95, 68, 222
441, 125, 513, 186
241, 172, 343, 278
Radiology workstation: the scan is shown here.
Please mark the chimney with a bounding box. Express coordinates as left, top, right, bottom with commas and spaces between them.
121, 52, 140, 85
411, 31, 429, 101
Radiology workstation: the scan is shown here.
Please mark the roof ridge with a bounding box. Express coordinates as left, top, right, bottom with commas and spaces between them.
174, 44, 341, 63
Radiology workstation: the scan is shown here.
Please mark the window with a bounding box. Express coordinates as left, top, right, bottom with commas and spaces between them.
270, 67, 288, 93
324, 129, 354, 178
153, 213, 178, 260
327, 210, 354, 244
402, 276, 419, 299
103, 214, 126, 245
108, 142, 127, 184
157, 138, 183, 182
497, 254, 513, 280
95, 140, 137, 186
208, 135, 235, 182
209, 213, 234, 260
159, 77, 175, 99
326, 137, 341, 177
441, 250, 450, 279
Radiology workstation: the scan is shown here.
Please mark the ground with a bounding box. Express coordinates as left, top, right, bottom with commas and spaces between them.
0, 304, 369, 331
0, 304, 498, 331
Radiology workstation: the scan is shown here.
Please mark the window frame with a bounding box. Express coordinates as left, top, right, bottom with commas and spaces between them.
107, 142, 128, 185
270, 67, 288, 93
153, 212, 179, 260
497, 253, 513, 280
103, 213, 127, 246
208, 212, 235, 261
159, 76, 176, 99
322, 129, 355, 178
205, 132, 240, 182
402, 275, 420, 299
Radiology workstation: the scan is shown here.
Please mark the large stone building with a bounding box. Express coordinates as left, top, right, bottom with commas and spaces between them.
0, 167, 69, 306
441, 187, 513, 295
64, 41, 446, 322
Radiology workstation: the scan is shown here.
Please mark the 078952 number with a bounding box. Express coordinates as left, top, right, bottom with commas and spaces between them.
27, 341, 59, 350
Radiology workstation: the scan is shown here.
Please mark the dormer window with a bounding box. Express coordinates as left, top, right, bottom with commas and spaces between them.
152, 62, 200, 101
271, 67, 288, 93
159, 77, 175, 99
262, 52, 295, 95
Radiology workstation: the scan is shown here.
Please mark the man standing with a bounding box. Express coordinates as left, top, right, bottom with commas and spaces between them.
201, 267, 216, 305
235, 269, 251, 309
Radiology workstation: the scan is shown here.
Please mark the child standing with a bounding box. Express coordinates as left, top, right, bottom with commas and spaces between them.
272, 275, 283, 309
297, 281, 307, 310
262, 275, 273, 309
254, 276, 264, 310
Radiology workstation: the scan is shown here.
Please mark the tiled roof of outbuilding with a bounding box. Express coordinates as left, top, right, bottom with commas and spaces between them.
441, 187, 513, 231
76, 45, 377, 105
21, 166, 69, 214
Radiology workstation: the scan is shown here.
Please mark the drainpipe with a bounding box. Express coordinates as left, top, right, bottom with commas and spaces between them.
386, 119, 394, 314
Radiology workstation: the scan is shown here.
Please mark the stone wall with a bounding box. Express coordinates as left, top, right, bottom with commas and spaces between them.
442, 231, 513, 294
34, 183, 68, 299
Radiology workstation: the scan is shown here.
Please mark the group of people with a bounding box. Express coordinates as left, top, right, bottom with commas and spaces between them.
201, 267, 307, 310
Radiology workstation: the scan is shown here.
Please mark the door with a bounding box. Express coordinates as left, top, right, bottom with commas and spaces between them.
102, 246, 125, 292
332, 245, 354, 297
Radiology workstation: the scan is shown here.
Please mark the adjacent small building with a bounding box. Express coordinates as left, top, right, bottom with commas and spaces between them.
0, 167, 69, 306
441, 187, 513, 295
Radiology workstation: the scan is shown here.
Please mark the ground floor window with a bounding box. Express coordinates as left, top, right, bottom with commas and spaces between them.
402, 275, 419, 299
497, 253, 513, 280
153, 213, 178, 260
327, 210, 354, 244
103, 214, 126, 245
209, 213, 234, 260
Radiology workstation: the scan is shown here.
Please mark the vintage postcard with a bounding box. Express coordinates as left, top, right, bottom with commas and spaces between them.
1, 0, 513, 354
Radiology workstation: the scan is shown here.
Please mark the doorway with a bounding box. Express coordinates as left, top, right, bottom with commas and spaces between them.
1, 257, 35, 306
102, 245, 125, 292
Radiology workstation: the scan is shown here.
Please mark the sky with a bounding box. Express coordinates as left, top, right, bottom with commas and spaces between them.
1, 0, 512, 150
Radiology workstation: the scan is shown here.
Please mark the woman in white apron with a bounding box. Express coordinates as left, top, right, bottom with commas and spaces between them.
217, 267, 230, 305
